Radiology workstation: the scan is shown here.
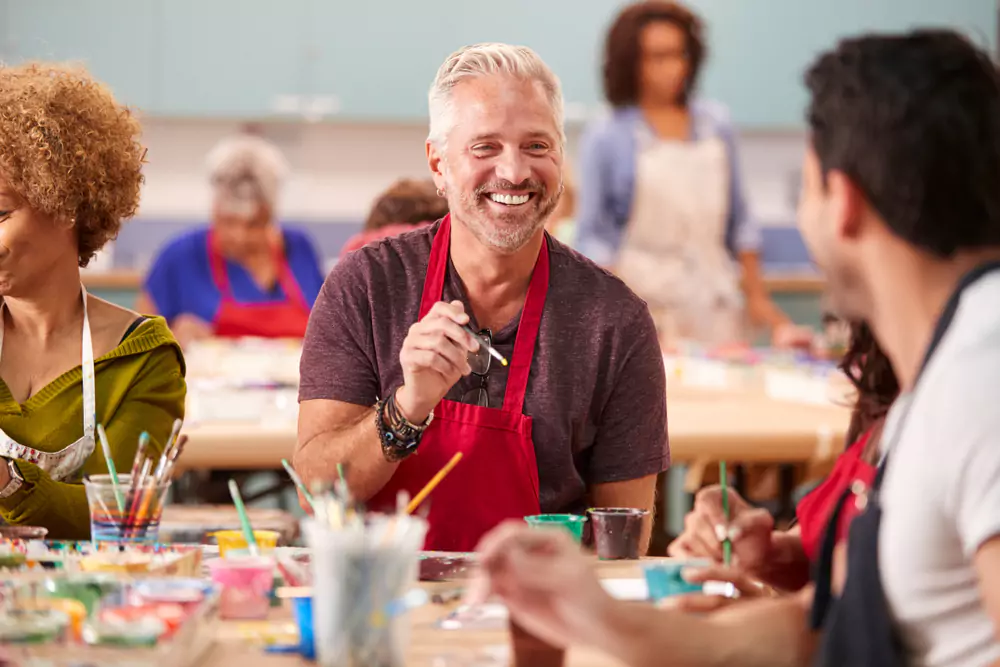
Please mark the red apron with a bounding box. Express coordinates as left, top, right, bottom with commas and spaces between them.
207, 230, 312, 339
796, 429, 877, 562
370, 215, 547, 552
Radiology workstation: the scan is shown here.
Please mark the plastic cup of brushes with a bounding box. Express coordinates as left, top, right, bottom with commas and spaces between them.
303, 514, 429, 667
84, 474, 171, 547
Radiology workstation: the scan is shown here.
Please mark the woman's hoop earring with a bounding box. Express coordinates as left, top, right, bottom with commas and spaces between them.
436, 188, 445, 198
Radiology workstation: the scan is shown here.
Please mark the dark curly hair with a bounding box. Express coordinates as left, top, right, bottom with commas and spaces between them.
838, 321, 899, 449
602, 1, 706, 107
805, 30, 1000, 258
0, 62, 146, 268
364, 179, 448, 231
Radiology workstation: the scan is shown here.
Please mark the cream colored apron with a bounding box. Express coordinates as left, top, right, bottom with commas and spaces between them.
615, 123, 744, 346
0, 286, 97, 481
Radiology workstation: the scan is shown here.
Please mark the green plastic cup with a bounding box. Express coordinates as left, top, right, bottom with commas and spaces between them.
524, 514, 587, 543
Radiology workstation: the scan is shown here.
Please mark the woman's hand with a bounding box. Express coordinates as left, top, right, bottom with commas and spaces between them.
666, 564, 778, 613
668, 485, 775, 573
771, 321, 816, 350
468, 521, 620, 650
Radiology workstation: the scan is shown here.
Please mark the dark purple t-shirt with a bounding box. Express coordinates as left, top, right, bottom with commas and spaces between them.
299, 222, 669, 513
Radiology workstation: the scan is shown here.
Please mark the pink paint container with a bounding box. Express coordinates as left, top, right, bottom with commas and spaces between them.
207, 556, 274, 620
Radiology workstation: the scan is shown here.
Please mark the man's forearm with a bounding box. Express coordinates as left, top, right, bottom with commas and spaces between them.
602, 591, 816, 667
294, 407, 399, 502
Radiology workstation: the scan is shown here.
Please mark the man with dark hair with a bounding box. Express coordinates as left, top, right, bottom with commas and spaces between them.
574, 0, 810, 349
468, 29, 1000, 667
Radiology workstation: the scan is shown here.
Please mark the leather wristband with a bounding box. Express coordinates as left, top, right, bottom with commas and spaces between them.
376, 391, 433, 462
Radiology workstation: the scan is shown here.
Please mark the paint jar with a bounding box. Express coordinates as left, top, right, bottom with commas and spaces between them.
642, 560, 710, 601
587, 508, 648, 560
207, 556, 274, 620
211, 530, 280, 557
523, 514, 587, 543
291, 595, 316, 660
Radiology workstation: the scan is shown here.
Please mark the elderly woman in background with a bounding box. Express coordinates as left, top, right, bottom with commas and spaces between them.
137, 134, 324, 346
0, 63, 186, 539
339, 178, 449, 257
576, 1, 812, 349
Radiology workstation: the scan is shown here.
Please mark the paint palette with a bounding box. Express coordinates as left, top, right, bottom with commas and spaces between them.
419, 551, 477, 581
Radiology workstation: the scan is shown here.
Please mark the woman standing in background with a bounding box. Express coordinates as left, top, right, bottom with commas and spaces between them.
576, 1, 812, 348
136, 134, 324, 346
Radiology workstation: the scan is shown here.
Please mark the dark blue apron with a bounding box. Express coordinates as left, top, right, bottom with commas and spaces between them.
809, 260, 1000, 667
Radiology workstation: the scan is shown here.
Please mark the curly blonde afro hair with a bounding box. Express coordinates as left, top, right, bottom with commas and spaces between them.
0, 62, 146, 267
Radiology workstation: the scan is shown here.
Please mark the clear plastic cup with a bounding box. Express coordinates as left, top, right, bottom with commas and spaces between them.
303, 515, 427, 667
83, 474, 169, 546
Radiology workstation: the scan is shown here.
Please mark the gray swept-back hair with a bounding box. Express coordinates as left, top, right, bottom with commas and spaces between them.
206, 134, 289, 217
427, 43, 565, 148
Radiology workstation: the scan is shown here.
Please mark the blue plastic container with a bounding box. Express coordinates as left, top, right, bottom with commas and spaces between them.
292, 596, 315, 660
642, 560, 708, 601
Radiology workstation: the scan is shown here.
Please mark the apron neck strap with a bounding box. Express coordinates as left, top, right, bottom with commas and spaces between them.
419, 216, 452, 319
207, 230, 234, 298
418, 215, 550, 414
502, 237, 549, 414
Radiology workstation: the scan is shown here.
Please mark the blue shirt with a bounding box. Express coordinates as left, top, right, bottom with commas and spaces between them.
143, 226, 325, 324
574, 101, 761, 266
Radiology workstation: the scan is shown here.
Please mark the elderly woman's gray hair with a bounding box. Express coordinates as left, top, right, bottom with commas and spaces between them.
427, 43, 566, 148
206, 134, 290, 218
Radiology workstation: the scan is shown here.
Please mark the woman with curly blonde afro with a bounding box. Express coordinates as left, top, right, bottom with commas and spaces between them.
0, 63, 186, 539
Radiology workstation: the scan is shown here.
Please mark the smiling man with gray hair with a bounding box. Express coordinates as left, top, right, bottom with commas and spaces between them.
295, 43, 668, 552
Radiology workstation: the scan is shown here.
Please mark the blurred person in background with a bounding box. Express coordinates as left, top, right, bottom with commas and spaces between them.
339, 178, 448, 257
576, 1, 812, 349
668, 321, 898, 604
136, 134, 324, 346
0, 63, 185, 539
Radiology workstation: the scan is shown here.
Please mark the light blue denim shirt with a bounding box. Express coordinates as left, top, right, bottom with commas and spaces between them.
574, 101, 762, 266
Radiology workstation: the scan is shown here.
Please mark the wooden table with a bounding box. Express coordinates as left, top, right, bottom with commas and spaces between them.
201, 559, 648, 666
176, 387, 849, 473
